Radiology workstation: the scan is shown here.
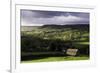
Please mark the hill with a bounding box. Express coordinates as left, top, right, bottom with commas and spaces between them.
21, 24, 89, 31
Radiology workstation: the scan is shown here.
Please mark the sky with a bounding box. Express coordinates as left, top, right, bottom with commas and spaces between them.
21, 9, 89, 26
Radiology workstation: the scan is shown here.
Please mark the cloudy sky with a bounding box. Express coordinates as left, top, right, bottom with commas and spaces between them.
21, 9, 89, 26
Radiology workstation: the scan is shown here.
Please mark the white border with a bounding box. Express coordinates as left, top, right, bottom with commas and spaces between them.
11, 4, 96, 73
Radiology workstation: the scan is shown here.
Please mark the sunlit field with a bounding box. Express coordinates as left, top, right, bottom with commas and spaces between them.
22, 56, 89, 63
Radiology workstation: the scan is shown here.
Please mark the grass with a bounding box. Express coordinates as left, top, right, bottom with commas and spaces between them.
75, 42, 89, 45
21, 56, 89, 63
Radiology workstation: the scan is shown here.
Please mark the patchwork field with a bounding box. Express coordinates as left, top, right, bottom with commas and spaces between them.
21, 24, 89, 63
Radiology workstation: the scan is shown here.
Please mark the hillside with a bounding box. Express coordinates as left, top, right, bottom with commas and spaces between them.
21, 24, 89, 31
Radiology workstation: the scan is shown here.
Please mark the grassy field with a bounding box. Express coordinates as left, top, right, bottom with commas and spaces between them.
21, 56, 89, 63
21, 51, 89, 63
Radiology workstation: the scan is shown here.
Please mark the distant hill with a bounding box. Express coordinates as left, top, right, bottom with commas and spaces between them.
21, 26, 39, 31
21, 24, 89, 31
41, 24, 89, 29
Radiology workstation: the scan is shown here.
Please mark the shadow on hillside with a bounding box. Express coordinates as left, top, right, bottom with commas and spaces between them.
21, 54, 66, 61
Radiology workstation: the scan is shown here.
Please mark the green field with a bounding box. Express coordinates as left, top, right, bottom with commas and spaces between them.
22, 56, 89, 63
21, 24, 89, 63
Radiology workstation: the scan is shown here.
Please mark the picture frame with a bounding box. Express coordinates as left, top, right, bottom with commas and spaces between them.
11, 0, 96, 73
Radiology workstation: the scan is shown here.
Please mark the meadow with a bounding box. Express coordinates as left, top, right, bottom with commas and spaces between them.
21, 24, 89, 63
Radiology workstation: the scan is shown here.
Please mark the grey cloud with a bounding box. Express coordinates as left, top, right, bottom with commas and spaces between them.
21, 9, 89, 26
